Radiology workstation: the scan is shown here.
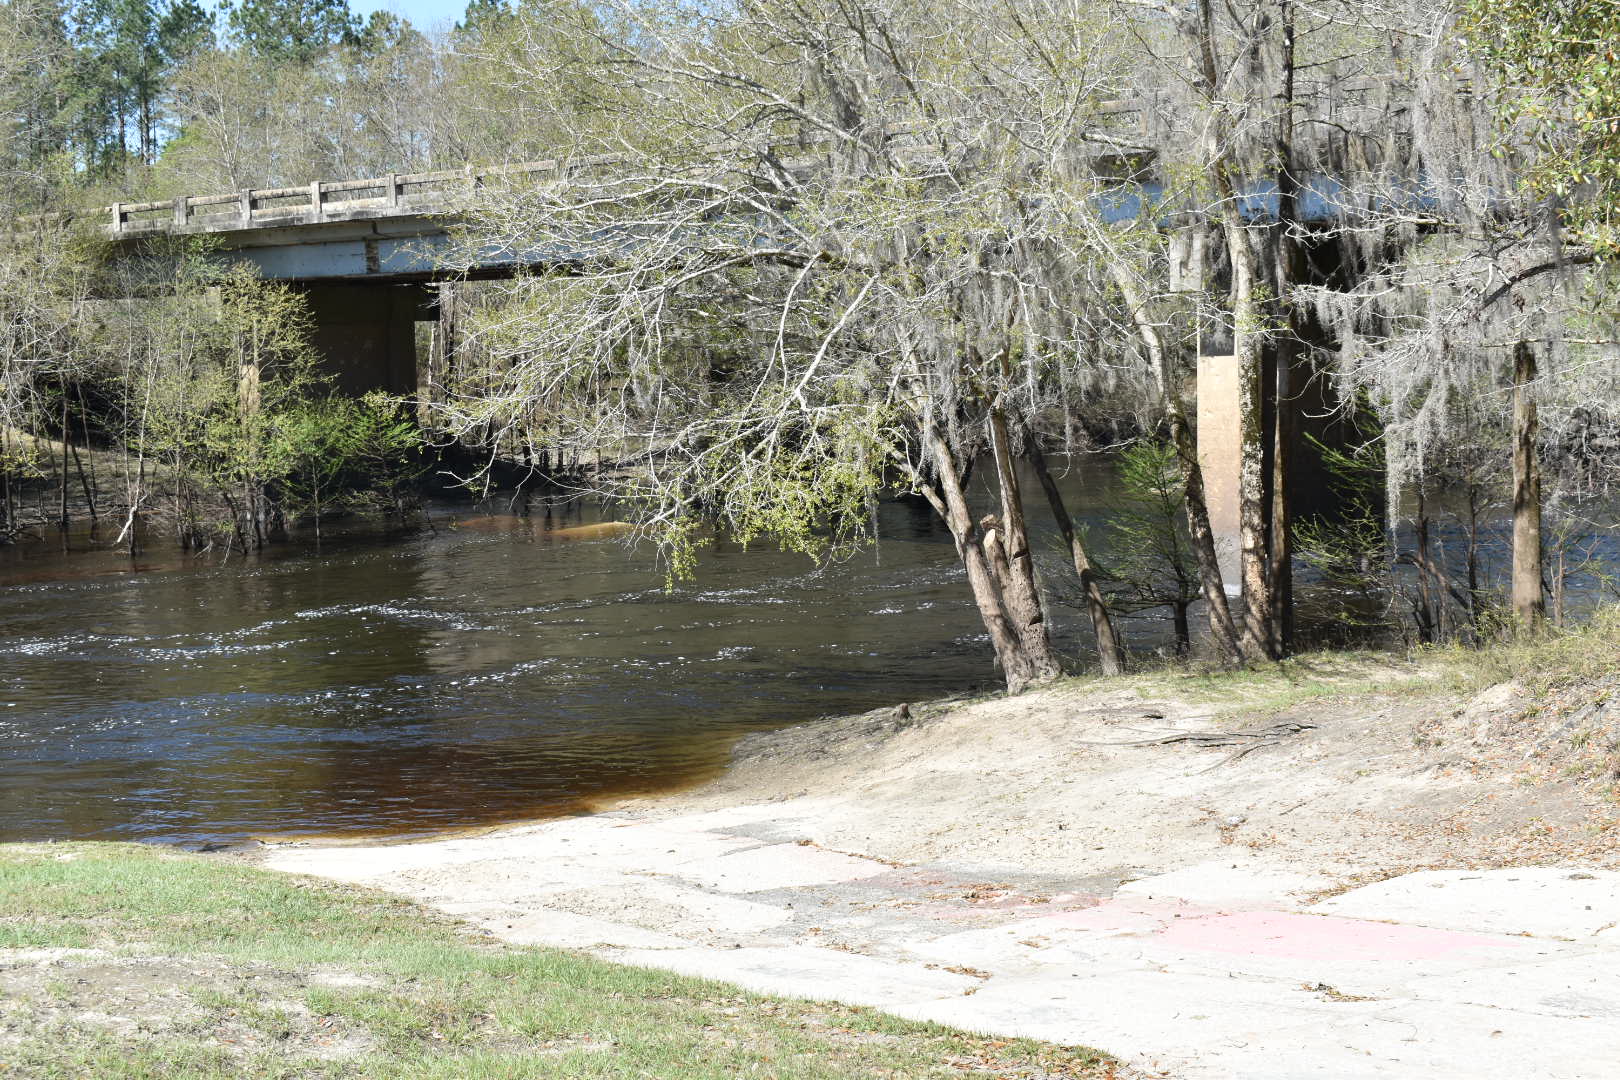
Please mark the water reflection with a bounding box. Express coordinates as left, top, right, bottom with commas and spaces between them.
0, 494, 1042, 846
8, 461, 1607, 847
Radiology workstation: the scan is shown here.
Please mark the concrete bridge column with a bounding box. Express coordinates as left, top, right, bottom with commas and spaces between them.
297, 283, 433, 398
1197, 348, 1371, 602
1196, 354, 1245, 597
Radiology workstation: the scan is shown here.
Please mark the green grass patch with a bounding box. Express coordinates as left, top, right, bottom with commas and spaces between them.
0, 842, 1117, 1078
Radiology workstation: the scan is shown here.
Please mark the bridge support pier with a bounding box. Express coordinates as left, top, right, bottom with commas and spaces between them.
1196, 354, 1245, 596
296, 283, 433, 398
1196, 350, 1371, 601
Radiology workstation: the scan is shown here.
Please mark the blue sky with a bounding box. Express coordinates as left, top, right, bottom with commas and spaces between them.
350, 0, 469, 32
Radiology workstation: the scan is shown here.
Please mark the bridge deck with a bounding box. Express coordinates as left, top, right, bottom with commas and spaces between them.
104, 161, 568, 238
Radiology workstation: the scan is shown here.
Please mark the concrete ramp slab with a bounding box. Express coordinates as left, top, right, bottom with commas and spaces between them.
499, 909, 692, 950
1116, 860, 1336, 909
1315, 868, 1620, 940
537, 880, 792, 939
610, 944, 978, 1007
1401, 953, 1620, 1019
891, 968, 1333, 1057
1244, 999, 1620, 1080
670, 842, 891, 893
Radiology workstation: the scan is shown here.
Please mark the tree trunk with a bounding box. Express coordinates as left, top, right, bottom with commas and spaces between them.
1026, 440, 1124, 675
0, 427, 11, 537
1227, 224, 1278, 661
1101, 259, 1243, 663
918, 423, 1059, 694
987, 409, 1062, 683
1187, 0, 1280, 663
1173, 601, 1192, 657
70, 438, 96, 524
1270, 5, 1299, 657
432, 281, 463, 432
77, 386, 99, 531
1270, 353, 1295, 653
1465, 490, 1483, 639
1414, 496, 1436, 644
1511, 341, 1544, 630
59, 393, 70, 532
1553, 545, 1566, 628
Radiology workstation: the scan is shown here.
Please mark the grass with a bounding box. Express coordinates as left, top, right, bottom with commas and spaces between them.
1419, 605, 1620, 695
0, 842, 1118, 1079
1065, 605, 1620, 719
1086, 645, 1433, 717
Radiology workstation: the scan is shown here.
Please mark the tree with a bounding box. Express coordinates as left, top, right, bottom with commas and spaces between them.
1092, 440, 1201, 658
224, 0, 358, 66
1463, 0, 1620, 256
456, 0, 511, 35
1454, 0, 1620, 634
61, 0, 211, 175
440, 0, 1156, 691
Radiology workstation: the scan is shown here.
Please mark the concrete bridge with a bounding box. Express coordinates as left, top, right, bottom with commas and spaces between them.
101, 162, 573, 397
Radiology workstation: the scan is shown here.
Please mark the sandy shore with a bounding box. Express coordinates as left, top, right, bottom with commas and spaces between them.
257, 662, 1620, 1078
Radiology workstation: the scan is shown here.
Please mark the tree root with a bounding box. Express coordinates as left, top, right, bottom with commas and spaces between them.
1082, 721, 1318, 769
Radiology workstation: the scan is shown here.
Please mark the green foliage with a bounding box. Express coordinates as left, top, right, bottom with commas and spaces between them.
52, 245, 429, 549
67, 0, 211, 175
1092, 440, 1200, 653
1462, 0, 1620, 252
223, 0, 360, 65
267, 392, 424, 541
1292, 435, 1395, 644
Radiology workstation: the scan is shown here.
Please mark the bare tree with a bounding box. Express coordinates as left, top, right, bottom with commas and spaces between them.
437, 0, 1166, 689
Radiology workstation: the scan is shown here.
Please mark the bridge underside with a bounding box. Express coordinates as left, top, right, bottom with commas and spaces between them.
298, 282, 433, 398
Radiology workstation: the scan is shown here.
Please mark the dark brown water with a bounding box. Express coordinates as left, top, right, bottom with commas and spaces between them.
0, 495, 1073, 847
9, 459, 1609, 849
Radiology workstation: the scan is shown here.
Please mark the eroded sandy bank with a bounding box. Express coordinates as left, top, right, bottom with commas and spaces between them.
254, 657, 1620, 1079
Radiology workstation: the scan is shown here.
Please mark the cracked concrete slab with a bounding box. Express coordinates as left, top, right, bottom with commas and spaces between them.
890, 968, 1335, 1053
474, 906, 691, 950
1401, 952, 1620, 1018
1313, 868, 1620, 939
1241, 999, 1620, 1080
1115, 859, 1336, 909
263, 812, 1620, 1080
669, 842, 892, 893
611, 944, 980, 1007
536, 880, 793, 939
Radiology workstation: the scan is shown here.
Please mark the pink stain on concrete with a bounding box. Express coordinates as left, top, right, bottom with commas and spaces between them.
1155, 910, 1527, 961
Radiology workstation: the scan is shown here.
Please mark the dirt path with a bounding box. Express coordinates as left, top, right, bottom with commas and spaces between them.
261, 671, 1620, 1079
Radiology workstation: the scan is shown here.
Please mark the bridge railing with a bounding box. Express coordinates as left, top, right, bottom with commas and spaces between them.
103, 161, 573, 236
97, 151, 672, 236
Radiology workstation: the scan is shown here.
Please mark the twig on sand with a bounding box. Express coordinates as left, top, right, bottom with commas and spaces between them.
1081, 721, 1317, 771
1083, 721, 1318, 749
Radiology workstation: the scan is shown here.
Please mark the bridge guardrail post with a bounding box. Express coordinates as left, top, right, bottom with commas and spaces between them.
110, 202, 123, 235
310, 180, 325, 223
239, 190, 253, 228
173, 196, 188, 228
386, 173, 399, 209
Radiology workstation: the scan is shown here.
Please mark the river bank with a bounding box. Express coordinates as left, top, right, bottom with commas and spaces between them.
253, 626, 1620, 1078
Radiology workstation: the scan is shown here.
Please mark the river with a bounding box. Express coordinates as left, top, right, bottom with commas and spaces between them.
4, 462, 1612, 848
0, 494, 1078, 847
